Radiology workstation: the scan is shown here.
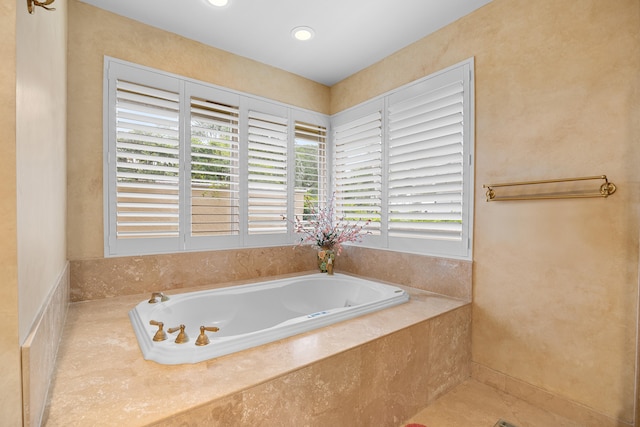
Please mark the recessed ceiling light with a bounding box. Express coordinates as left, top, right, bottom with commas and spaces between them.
291, 26, 315, 41
207, 0, 228, 7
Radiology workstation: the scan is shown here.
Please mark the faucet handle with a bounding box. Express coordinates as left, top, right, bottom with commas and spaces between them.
149, 320, 167, 341
195, 326, 220, 346
168, 324, 189, 344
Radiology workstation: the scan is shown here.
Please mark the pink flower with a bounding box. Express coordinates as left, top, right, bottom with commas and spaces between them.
288, 193, 371, 255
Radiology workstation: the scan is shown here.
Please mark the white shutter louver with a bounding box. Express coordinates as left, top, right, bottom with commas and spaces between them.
333, 111, 383, 233
247, 110, 288, 234
388, 80, 465, 240
190, 97, 240, 236
115, 80, 180, 239
294, 121, 327, 224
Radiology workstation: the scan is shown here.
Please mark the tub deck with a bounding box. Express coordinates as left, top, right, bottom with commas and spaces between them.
44, 272, 471, 426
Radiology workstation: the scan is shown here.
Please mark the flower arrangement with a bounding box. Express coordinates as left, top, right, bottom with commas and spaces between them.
291, 194, 371, 256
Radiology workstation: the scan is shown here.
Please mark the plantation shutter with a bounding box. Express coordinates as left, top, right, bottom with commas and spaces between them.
114, 80, 180, 240
294, 121, 327, 223
247, 110, 288, 234
190, 97, 240, 237
105, 57, 472, 259
387, 76, 465, 241
333, 110, 383, 234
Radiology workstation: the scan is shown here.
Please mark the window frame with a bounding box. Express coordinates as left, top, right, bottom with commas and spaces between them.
103, 58, 330, 257
103, 57, 473, 260
331, 58, 474, 260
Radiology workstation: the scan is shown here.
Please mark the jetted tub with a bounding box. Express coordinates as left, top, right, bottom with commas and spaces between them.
129, 273, 409, 364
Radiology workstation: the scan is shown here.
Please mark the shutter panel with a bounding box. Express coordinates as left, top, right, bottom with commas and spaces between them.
247, 110, 288, 234
388, 80, 464, 240
294, 121, 327, 224
333, 111, 382, 233
190, 97, 240, 236
115, 80, 180, 239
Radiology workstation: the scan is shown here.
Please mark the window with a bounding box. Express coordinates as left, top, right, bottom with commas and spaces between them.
333, 105, 383, 236
105, 58, 472, 259
189, 96, 240, 238
294, 120, 327, 224
247, 108, 288, 235
332, 59, 474, 259
113, 80, 180, 241
104, 59, 328, 256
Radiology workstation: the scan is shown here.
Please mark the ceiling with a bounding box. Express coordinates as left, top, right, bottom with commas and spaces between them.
78, 0, 492, 86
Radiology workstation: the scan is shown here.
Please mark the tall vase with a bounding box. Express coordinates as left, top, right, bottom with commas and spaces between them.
317, 248, 335, 273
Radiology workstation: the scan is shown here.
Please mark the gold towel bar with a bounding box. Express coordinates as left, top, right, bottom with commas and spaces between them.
483, 175, 616, 201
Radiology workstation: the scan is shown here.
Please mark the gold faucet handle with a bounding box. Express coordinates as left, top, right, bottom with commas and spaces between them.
195, 326, 220, 346
167, 324, 189, 344
149, 320, 167, 342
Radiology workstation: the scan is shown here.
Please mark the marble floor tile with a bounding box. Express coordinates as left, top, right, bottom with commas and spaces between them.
401, 379, 584, 427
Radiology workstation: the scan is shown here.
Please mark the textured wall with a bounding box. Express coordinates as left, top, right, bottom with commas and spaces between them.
16, 0, 68, 344
0, 2, 21, 426
14, 1, 69, 425
332, 0, 640, 423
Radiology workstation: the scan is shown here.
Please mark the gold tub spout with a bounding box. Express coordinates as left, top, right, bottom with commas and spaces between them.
149, 320, 167, 341
195, 326, 220, 346
148, 292, 169, 304
167, 324, 189, 344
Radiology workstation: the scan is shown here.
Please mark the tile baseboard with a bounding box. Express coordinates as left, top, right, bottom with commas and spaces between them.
472, 362, 632, 427
21, 262, 70, 427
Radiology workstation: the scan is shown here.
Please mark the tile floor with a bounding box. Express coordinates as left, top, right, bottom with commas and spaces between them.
401, 379, 585, 427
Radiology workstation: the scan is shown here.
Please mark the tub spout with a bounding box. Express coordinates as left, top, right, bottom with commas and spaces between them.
148, 292, 169, 304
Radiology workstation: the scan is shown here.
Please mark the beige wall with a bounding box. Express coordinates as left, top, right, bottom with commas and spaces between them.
333, 0, 640, 423
1, 0, 68, 425
16, 0, 68, 343
67, 0, 330, 261
0, 2, 21, 426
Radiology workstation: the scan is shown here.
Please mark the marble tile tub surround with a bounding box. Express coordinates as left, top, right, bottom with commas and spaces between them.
70, 245, 471, 302
339, 246, 472, 301
70, 245, 318, 302
44, 276, 471, 426
21, 263, 70, 427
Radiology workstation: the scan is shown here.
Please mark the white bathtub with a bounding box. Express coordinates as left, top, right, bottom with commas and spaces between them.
129, 273, 410, 364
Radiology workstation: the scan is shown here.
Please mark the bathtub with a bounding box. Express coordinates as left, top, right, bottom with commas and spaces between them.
129, 273, 410, 364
